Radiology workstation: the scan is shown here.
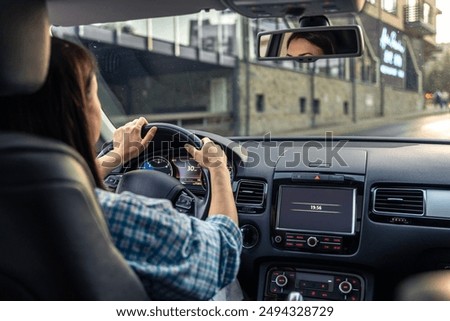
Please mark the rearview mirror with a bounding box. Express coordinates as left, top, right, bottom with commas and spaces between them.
258, 26, 364, 62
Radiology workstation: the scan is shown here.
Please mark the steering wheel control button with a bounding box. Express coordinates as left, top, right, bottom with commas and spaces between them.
104, 174, 122, 190
307, 236, 319, 248
175, 192, 194, 211
275, 275, 288, 287
338, 281, 353, 294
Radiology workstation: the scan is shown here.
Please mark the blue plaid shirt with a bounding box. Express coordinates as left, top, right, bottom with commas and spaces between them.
95, 188, 242, 300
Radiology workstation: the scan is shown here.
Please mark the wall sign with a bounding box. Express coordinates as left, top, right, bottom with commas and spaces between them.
379, 27, 405, 79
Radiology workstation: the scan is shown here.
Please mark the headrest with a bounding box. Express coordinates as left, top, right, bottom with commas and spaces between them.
0, 0, 50, 96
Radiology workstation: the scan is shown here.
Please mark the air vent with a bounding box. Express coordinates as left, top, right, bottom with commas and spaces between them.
373, 188, 425, 215
236, 180, 266, 206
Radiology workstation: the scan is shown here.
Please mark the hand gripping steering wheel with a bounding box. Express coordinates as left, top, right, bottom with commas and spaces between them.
99, 123, 210, 220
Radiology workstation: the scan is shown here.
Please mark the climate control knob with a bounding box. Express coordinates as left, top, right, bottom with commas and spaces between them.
275, 275, 288, 287
339, 281, 353, 294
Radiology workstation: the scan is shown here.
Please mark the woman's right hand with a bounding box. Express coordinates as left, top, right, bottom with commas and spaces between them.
184, 137, 228, 173
184, 137, 237, 223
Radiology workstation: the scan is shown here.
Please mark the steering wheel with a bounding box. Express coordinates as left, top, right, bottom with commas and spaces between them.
98, 123, 211, 220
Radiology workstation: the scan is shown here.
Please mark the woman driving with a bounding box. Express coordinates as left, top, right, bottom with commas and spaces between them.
0, 37, 241, 300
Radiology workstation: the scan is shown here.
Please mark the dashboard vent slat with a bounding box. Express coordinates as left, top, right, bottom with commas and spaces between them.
373, 188, 425, 215
236, 180, 266, 206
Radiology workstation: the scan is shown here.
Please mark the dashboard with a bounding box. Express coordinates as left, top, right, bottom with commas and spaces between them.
104, 132, 450, 301
105, 148, 234, 194
140, 154, 206, 189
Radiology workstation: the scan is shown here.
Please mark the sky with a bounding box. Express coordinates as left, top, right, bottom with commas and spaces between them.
436, 0, 450, 43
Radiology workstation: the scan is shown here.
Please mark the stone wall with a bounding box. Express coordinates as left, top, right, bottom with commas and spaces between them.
239, 62, 424, 135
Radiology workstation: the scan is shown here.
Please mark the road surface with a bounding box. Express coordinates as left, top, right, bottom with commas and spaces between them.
345, 113, 450, 139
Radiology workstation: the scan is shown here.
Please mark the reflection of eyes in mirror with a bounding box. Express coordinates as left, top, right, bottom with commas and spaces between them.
287, 38, 323, 57
286, 32, 335, 57
258, 27, 363, 60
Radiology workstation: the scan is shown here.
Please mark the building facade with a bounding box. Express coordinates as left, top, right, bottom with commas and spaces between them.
53, 0, 441, 136
240, 0, 440, 135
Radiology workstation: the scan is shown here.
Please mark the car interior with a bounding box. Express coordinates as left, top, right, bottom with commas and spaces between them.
2, 0, 450, 301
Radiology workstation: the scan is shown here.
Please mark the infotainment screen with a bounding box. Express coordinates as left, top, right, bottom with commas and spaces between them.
276, 186, 356, 235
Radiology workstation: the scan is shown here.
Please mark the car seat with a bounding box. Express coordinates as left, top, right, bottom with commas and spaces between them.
0, 0, 148, 300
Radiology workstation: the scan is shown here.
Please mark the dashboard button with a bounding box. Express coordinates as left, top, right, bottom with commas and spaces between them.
299, 281, 315, 289
275, 275, 288, 287
348, 293, 360, 301
339, 281, 353, 294
269, 283, 280, 294
291, 173, 327, 181
307, 236, 319, 248
349, 277, 361, 289
305, 290, 319, 298
319, 282, 330, 291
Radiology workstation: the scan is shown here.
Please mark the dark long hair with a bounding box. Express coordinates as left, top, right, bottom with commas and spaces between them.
0, 37, 103, 187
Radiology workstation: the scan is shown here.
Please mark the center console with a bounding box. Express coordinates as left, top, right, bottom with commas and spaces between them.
260, 171, 366, 300
251, 148, 369, 301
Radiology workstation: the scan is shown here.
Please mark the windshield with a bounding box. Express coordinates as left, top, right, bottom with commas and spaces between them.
52, 0, 450, 139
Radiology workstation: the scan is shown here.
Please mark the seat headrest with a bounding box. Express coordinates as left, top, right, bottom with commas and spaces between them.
0, 0, 50, 96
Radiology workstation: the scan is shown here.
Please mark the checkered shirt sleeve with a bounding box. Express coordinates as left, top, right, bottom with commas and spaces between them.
95, 188, 242, 300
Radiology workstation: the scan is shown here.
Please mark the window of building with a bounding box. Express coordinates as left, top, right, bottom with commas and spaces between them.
313, 99, 320, 115
256, 94, 265, 112
343, 101, 349, 115
423, 2, 431, 24
299, 97, 307, 114
382, 0, 397, 14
